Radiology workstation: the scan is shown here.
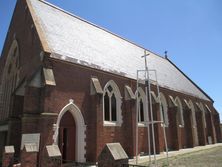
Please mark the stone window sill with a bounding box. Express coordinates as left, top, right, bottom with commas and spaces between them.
179, 125, 184, 128
138, 122, 147, 127
161, 123, 169, 128
103, 121, 120, 127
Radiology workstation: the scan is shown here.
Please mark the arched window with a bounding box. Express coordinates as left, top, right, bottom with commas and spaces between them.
103, 80, 122, 125
204, 104, 213, 130
188, 100, 197, 128
0, 40, 20, 120
139, 99, 144, 122
188, 100, 199, 146
104, 92, 110, 121
175, 97, 184, 127
160, 92, 169, 127
136, 87, 146, 124
199, 103, 207, 128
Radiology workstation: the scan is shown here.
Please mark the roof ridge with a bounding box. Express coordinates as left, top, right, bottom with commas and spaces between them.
35, 0, 166, 60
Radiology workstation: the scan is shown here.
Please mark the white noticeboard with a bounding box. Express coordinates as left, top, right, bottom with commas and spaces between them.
21, 133, 40, 151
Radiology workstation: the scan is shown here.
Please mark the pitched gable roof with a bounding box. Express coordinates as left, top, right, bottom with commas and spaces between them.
27, 0, 211, 101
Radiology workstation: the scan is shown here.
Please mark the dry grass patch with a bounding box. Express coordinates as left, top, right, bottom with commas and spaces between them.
142, 146, 222, 167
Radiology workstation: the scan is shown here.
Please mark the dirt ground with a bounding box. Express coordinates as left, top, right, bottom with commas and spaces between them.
142, 146, 222, 167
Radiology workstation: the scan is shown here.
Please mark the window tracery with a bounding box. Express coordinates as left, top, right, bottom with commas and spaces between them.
103, 80, 122, 126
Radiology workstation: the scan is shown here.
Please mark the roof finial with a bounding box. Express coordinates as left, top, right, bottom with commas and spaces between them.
164, 51, 168, 59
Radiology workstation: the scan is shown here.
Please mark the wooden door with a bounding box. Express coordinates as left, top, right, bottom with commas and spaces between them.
59, 111, 76, 162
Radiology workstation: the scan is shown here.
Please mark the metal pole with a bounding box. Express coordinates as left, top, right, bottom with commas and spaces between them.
142, 55, 151, 165
136, 69, 151, 165
147, 70, 157, 166
142, 51, 157, 166
136, 71, 139, 165
154, 70, 169, 165
145, 84, 151, 165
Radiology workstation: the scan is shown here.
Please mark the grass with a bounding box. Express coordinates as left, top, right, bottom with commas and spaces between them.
141, 146, 222, 167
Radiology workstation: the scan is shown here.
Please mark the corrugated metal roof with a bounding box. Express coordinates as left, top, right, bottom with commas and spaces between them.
28, 0, 210, 101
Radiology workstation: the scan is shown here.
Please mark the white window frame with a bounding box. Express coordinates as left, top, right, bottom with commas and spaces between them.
188, 100, 197, 128
188, 100, 199, 146
0, 39, 20, 120
136, 87, 147, 127
103, 80, 122, 126
200, 103, 207, 128
175, 97, 184, 127
160, 92, 169, 127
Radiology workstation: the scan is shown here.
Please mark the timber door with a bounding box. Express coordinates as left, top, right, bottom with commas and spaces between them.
59, 111, 76, 162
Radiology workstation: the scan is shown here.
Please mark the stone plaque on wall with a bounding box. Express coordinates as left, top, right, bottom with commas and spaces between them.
5, 146, 15, 154
46, 145, 61, 157
24, 143, 38, 152
98, 143, 128, 167
21, 133, 40, 151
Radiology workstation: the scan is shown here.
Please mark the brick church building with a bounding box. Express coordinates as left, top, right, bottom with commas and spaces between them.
0, 0, 221, 166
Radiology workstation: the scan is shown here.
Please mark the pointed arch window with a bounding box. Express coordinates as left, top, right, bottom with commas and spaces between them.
104, 92, 110, 121
175, 97, 184, 127
103, 81, 122, 126
161, 104, 164, 117
104, 86, 117, 122
111, 94, 117, 121
199, 103, 207, 128
139, 99, 144, 122
188, 100, 197, 128
137, 91, 145, 123
160, 93, 169, 127
136, 88, 147, 126
0, 40, 20, 120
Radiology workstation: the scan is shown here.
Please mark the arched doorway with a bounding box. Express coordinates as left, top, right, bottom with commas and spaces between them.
53, 100, 86, 162
59, 111, 76, 162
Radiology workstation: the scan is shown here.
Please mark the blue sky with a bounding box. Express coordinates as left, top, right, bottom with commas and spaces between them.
0, 0, 222, 119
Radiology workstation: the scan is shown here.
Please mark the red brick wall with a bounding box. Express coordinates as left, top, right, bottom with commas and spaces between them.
0, 0, 43, 84
183, 108, 194, 148
214, 114, 222, 143
40, 58, 221, 163
0, 0, 44, 158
